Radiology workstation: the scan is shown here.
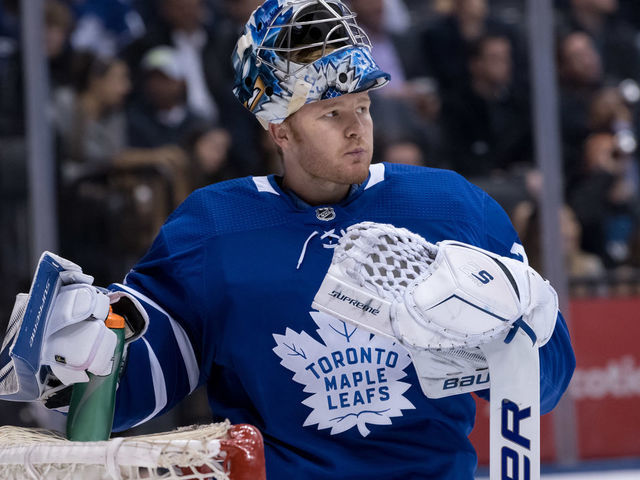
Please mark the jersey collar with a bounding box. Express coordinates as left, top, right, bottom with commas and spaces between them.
251, 163, 386, 210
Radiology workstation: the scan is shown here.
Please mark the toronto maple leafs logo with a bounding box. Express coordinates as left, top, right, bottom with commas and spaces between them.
273, 311, 415, 437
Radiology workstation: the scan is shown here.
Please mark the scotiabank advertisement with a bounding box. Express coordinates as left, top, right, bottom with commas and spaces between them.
470, 297, 640, 464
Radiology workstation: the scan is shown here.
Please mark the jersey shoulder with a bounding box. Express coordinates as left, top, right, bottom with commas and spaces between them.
160, 176, 289, 249
371, 163, 488, 221
372, 163, 519, 256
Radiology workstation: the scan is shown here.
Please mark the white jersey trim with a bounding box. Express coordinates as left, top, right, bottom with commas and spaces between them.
364, 163, 385, 190
133, 337, 167, 427
116, 283, 200, 393
253, 176, 280, 195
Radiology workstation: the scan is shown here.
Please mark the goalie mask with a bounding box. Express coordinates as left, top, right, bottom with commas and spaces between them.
232, 0, 391, 128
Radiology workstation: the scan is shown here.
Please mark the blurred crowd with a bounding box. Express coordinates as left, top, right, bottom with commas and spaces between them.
3, 0, 640, 309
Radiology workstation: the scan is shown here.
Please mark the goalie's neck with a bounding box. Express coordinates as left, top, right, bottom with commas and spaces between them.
275, 175, 361, 208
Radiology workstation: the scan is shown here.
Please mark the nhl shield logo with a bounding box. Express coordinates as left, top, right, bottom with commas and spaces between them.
316, 207, 336, 221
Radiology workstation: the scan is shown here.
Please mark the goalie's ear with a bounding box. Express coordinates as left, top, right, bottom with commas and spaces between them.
268, 120, 292, 152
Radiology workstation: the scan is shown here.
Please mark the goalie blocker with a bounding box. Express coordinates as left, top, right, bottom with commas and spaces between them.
0, 252, 148, 405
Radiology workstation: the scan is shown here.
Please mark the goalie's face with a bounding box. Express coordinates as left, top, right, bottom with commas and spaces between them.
270, 91, 374, 204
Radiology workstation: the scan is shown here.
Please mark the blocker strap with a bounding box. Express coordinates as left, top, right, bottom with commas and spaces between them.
504, 318, 537, 346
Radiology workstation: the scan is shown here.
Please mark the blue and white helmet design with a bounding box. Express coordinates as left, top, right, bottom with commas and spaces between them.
232, 0, 391, 129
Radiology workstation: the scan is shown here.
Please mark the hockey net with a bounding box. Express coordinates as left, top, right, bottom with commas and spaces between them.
0, 421, 266, 480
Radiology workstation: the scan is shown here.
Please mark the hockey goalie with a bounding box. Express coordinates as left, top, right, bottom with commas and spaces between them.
0, 0, 575, 479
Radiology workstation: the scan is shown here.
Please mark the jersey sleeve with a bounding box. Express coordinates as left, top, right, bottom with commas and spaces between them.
475, 190, 576, 414
109, 213, 208, 431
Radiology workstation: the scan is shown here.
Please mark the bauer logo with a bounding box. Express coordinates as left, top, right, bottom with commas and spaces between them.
501, 399, 532, 479
273, 311, 415, 437
442, 371, 490, 390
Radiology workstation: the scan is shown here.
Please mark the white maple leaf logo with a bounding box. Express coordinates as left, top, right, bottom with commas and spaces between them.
273, 311, 415, 437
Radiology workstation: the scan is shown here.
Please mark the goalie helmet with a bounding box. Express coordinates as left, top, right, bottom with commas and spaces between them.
232, 0, 390, 128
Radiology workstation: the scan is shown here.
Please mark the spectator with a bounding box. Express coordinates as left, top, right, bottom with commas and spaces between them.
557, 30, 605, 183
186, 126, 235, 189
516, 202, 606, 294
569, 132, 640, 266
52, 51, 191, 204
347, 0, 414, 92
588, 86, 638, 156
212, 0, 263, 86
52, 51, 196, 282
560, 0, 640, 83
121, 0, 219, 122
70, 0, 146, 58
418, 0, 523, 94
440, 33, 532, 178
348, 0, 446, 167
127, 46, 213, 150
53, 52, 132, 171
45, 0, 75, 90
121, 0, 263, 176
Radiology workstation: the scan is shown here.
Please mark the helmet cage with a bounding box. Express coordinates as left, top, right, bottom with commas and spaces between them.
256, 0, 372, 79
233, 0, 390, 128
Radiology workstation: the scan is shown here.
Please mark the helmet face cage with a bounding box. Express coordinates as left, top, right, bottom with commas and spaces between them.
261, 0, 370, 77
232, 0, 390, 128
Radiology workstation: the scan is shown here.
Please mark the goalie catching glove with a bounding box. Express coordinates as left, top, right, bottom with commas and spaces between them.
312, 222, 558, 398
0, 252, 148, 406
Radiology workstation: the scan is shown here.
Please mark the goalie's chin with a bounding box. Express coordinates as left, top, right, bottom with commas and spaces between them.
341, 159, 371, 186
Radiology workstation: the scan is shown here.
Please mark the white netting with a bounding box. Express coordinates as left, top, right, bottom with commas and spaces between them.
336, 222, 438, 300
0, 421, 263, 480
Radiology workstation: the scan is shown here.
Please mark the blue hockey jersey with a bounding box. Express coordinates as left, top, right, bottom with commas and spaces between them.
111, 163, 575, 479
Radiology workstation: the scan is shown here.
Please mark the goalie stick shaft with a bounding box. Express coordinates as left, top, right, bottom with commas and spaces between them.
480, 331, 540, 480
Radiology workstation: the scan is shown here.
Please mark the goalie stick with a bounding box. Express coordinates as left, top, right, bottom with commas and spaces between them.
480, 330, 540, 480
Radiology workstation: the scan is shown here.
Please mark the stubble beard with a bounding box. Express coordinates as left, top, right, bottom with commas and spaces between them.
288, 120, 373, 187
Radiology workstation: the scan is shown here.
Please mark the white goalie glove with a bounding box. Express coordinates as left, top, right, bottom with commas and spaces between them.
312, 222, 558, 398
0, 252, 148, 407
